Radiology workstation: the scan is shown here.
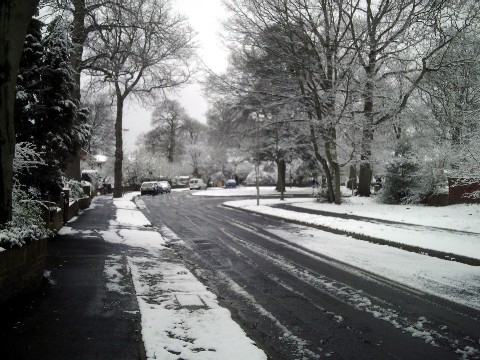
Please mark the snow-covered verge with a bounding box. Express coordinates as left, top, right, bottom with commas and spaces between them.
192, 185, 314, 197
197, 185, 479, 232
102, 192, 266, 360
223, 197, 480, 260
289, 195, 480, 233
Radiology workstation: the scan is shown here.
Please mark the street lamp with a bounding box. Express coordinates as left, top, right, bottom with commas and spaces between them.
252, 111, 265, 206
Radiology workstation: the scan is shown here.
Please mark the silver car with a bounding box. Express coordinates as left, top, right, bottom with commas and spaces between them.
158, 181, 171, 193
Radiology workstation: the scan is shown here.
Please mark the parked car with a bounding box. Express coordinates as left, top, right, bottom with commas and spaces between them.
158, 180, 171, 193
225, 179, 237, 188
189, 178, 207, 190
140, 181, 160, 195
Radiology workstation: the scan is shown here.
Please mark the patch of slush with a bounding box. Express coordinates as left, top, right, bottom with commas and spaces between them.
115, 208, 151, 227
104, 254, 129, 294
101, 228, 166, 250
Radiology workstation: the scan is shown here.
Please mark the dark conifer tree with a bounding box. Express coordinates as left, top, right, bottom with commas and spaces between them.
15, 17, 89, 201
15, 17, 43, 143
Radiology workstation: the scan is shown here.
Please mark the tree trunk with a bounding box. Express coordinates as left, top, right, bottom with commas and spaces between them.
64, 0, 86, 181
276, 158, 286, 198
358, 126, 374, 196
324, 124, 342, 204
168, 125, 175, 163
113, 93, 124, 198
309, 124, 335, 203
333, 162, 341, 204
0, 0, 39, 223
358, 56, 376, 197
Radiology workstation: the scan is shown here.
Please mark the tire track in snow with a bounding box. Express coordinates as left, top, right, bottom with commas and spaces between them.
219, 226, 479, 358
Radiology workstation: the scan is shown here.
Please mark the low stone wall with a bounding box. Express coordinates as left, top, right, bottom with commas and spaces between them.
0, 238, 48, 304
78, 197, 91, 210
0, 193, 94, 304
67, 200, 79, 221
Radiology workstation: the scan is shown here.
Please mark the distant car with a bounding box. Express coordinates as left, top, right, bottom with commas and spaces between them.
140, 181, 160, 195
225, 179, 237, 188
189, 178, 207, 190
158, 180, 171, 193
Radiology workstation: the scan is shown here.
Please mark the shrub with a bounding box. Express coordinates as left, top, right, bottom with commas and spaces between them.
0, 143, 51, 249
380, 138, 418, 204
64, 178, 86, 201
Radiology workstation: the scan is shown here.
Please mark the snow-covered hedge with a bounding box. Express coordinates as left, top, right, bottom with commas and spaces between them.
63, 178, 86, 201
0, 143, 51, 250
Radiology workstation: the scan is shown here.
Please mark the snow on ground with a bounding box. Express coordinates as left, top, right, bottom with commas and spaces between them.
267, 225, 480, 310
113, 191, 140, 208
198, 185, 479, 232
129, 256, 266, 360
57, 227, 96, 237
193, 185, 313, 197
102, 192, 266, 360
100, 228, 166, 250
206, 186, 480, 260
225, 199, 480, 260
290, 196, 480, 233
192, 186, 480, 309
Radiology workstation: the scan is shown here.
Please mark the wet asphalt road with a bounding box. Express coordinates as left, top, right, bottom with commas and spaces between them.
139, 190, 480, 360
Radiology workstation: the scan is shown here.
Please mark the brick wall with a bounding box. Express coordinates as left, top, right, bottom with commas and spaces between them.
0, 238, 47, 304
448, 178, 480, 205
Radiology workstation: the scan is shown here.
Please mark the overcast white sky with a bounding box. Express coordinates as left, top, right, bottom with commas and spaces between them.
123, 0, 229, 151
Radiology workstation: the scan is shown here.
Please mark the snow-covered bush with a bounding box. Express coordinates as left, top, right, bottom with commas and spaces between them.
380, 137, 449, 204
315, 187, 330, 203
380, 138, 419, 204
244, 162, 277, 185
0, 143, 51, 249
63, 178, 86, 201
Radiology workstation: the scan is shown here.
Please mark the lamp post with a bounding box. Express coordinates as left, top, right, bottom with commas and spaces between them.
252, 111, 264, 206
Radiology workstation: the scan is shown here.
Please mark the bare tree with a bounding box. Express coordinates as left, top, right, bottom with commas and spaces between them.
85, 0, 196, 197
82, 92, 116, 155
0, 0, 39, 223
223, 0, 357, 203
345, 0, 480, 196
182, 117, 208, 177
149, 99, 189, 163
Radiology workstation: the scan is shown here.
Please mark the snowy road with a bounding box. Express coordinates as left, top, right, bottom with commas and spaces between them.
139, 191, 480, 360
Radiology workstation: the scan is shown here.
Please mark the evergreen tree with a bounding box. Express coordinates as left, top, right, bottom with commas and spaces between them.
14, 17, 43, 143
14, 17, 89, 201
380, 137, 419, 204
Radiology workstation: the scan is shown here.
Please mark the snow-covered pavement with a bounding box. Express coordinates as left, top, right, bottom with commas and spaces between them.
106, 193, 266, 360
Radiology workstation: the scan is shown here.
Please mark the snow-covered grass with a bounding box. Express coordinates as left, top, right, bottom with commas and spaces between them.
225, 198, 480, 260
192, 185, 314, 197
290, 196, 480, 233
